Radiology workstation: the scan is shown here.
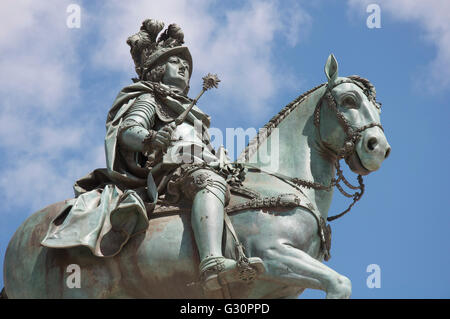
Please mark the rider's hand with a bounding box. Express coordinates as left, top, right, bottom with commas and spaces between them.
151, 122, 176, 151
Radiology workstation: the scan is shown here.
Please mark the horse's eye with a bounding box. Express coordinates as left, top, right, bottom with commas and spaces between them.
342, 96, 357, 108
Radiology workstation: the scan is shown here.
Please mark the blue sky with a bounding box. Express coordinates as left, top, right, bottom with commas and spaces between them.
1, 0, 449, 298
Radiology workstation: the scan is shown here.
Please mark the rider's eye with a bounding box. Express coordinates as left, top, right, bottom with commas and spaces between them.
342, 96, 358, 109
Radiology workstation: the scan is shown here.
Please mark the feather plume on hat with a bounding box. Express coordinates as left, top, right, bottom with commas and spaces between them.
127, 19, 192, 81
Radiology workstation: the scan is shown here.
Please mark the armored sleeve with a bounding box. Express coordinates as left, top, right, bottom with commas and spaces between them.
121, 93, 157, 130
118, 93, 158, 153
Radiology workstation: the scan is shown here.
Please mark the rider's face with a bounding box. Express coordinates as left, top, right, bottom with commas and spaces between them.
162, 56, 190, 92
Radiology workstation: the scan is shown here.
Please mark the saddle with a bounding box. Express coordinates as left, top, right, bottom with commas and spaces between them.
150, 185, 309, 215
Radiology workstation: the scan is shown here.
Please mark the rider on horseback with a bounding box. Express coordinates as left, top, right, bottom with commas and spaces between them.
116, 20, 263, 291
41, 19, 263, 292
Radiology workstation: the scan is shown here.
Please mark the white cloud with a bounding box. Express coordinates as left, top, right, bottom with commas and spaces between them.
0, 0, 81, 109
0, 145, 105, 212
348, 0, 450, 91
0, 0, 102, 213
282, 4, 313, 47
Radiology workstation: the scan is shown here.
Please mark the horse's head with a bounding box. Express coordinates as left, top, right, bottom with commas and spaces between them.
316, 54, 391, 175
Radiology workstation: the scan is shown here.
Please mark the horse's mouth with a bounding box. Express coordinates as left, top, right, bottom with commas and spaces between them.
345, 151, 371, 176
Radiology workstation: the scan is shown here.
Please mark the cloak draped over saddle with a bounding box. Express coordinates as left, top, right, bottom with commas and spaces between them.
41, 81, 212, 257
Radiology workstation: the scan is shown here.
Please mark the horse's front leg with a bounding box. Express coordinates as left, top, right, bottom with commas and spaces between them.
258, 242, 351, 299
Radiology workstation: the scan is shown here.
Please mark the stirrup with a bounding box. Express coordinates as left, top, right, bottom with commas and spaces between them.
236, 256, 265, 283
199, 256, 265, 292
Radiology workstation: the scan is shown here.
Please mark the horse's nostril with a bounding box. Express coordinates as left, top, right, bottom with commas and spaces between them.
367, 137, 377, 151
385, 147, 391, 159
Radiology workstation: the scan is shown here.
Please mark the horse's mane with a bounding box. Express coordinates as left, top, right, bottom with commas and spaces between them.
237, 76, 376, 162
238, 83, 325, 162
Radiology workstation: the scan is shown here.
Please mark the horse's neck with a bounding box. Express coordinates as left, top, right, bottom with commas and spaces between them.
246, 86, 335, 217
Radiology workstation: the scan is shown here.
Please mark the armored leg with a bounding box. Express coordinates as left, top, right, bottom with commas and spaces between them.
191, 188, 226, 260
185, 168, 263, 291
185, 169, 233, 290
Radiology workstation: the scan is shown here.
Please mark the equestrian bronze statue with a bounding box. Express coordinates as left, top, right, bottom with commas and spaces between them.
3, 19, 390, 299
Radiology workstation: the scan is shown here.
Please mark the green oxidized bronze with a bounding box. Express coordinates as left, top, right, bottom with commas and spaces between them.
2, 19, 391, 299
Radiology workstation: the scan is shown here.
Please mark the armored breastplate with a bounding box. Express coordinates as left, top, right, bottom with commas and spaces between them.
163, 122, 218, 166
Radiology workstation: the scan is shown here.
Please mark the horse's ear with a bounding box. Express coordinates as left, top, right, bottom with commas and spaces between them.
324, 54, 339, 86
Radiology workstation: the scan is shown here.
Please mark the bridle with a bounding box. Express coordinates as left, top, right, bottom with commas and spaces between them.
313, 79, 383, 159
313, 79, 383, 221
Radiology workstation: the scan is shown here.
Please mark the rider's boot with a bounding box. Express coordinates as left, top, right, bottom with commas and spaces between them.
191, 188, 264, 291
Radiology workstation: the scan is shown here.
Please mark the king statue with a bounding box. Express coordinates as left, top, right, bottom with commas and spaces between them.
40, 19, 264, 292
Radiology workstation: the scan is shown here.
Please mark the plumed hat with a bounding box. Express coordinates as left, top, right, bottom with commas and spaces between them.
127, 19, 193, 80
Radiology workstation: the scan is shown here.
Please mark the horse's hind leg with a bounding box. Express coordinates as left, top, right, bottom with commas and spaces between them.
259, 243, 351, 299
